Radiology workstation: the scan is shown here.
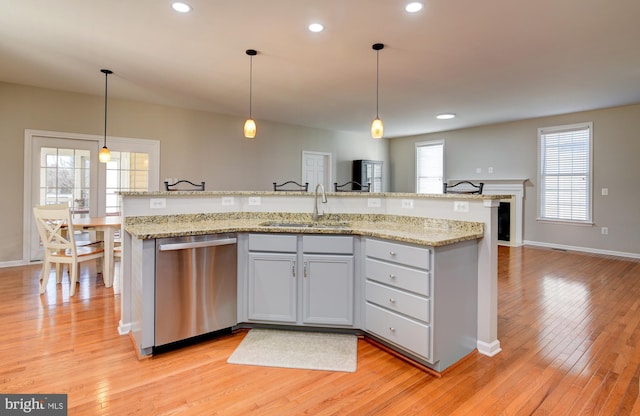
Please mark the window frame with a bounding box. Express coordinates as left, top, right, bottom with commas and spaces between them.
537, 122, 593, 225
415, 139, 445, 194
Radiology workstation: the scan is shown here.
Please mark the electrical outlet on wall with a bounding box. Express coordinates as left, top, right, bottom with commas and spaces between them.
601, 227, 608, 235
367, 198, 381, 208
401, 199, 414, 209
150, 198, 166, 209
453, 201, 469, 212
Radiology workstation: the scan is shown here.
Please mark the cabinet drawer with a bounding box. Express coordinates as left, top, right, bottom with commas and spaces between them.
303, 235, 353, 254
366, 239, 430, 270
248, 234, 297, 253
366, 258, 430, 296
366, 281, 430, 323
365, 303, 431, 361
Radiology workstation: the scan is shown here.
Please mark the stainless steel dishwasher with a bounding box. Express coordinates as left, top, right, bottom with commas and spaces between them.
155, 233, 237, 348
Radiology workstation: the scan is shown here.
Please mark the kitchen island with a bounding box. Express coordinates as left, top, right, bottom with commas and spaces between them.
119, 191, 504, 371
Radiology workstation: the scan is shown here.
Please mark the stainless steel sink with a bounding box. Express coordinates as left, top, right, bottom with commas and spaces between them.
259, 221, 350, 229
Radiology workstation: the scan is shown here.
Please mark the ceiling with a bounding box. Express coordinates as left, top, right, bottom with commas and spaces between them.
2, 0, 640, 138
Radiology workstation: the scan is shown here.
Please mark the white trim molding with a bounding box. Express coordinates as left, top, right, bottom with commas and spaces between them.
477, 340, 502, 357
118, 320, 132, 335
524, 240, 640, 260
0, 260, 30, 269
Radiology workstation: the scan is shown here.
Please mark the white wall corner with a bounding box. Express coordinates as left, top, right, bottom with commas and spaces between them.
118, 320, 131, 335
477, 340, 502, 357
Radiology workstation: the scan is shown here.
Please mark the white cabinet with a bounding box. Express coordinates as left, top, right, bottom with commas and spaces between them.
243, 234, 355, 328
239, 233, 477, 371
246, 234, 297, 323
364, 238, 478, 372
302, 256, 353, 325
248, 251, 297, 322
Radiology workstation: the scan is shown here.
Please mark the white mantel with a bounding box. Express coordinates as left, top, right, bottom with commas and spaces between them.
449, 178, 527, 246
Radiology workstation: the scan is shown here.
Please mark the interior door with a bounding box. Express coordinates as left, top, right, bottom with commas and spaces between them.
302, 151, 331, 191
29, 136, 99, 261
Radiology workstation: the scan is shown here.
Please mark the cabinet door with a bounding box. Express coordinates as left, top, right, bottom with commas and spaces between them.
248, 252, 297, 323
302, 254, 354, 326
371, 161, 383, 192
353, 160, 383, 192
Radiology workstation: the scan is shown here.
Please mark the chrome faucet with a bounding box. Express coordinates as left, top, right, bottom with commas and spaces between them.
312, 183, 328, 222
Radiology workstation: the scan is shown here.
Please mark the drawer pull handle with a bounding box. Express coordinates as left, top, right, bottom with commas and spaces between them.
389, 274, 396, 279
389, 251, 396, 256
389, 298, 396, 303
389, 327, 395, 332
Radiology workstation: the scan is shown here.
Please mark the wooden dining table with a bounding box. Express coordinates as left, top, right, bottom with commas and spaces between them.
72, 216, 121, 288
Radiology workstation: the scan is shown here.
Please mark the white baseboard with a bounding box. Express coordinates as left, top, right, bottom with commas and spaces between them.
118, 320, 131, 335
523, 240, 640, 260
498, 240, 523, 247
477, 340, 502, 357
0, 260, 31, 269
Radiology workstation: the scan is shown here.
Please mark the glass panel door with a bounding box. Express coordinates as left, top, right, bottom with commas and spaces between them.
30, 136, 98, 261
26, 130, 159, 263
105, 151, 149, 216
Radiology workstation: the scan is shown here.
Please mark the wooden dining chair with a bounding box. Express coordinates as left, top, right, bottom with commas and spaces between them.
33, 204, 105, 296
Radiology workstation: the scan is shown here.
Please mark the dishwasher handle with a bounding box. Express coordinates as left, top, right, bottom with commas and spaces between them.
159, 237, 237, 251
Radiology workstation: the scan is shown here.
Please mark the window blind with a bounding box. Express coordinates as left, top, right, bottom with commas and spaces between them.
539, 124, 592, 222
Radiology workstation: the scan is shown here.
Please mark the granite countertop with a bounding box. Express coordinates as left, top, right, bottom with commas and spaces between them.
120, 190, 508, 200
124, 213, 484, 247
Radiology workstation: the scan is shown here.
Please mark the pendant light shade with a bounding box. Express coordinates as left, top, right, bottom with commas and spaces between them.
371, 43, 384, 139
243, 118, 256, 138
371, 117, 383, 138
244, 49, 258, 139
99, 69, 113, 163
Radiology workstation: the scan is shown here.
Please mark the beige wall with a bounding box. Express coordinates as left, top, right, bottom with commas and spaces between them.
389, 104, 640, 256
0, 82, 388, 263
5, 80, 637, 261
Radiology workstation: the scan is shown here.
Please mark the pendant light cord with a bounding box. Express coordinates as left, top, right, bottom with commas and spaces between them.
245, 49, 257, 120
100, 69, 113, 148
372, 43, 384, 119
375, 49, 379, 118
248, 55, 253, 118
103, 72, 108, 146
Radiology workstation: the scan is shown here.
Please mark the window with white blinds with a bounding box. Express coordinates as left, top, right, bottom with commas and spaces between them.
416, 140, 444, 194
538, 123, 592, 223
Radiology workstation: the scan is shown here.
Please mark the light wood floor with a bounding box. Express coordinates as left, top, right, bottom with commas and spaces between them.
1, 246, 639, 415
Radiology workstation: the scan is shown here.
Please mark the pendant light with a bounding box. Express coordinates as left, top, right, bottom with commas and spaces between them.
99, 69, 113, 163
244, 49, 258, 139
371, 43, 384, 139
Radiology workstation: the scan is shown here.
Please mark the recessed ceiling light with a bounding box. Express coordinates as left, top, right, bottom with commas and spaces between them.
172, 2, 192, 13
437, 113, 456, 120
405, 2, 423, 13
308, 23, 324, 33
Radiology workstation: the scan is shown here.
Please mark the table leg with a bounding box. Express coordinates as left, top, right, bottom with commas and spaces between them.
103, 226, 113, 287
